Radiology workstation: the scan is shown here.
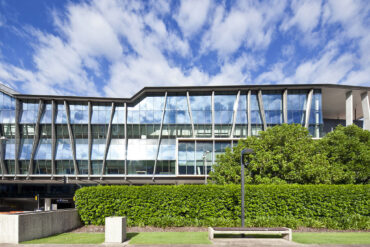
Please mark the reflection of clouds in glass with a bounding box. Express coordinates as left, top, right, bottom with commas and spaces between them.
215, 110, 233, 124
55, 139, 73, 159
127, 139, 158, 160
35, 139, 52, 160
112, 106, 125, 124
190, 95, 211, 111
158, 142, 176, 160
4, 140, 15, 159
214, 95, 236, 110
235, 110, 247, 124
75, 139, 88, 160
19, 139, 33, 160
0, 110, 15, 123
91, 139, 105, 160
91, 106, 111, 124
237, 95, 247, 111
107, 139, 125, 160
56, 105, 67, 123
0, 92, 16, 110
309, 92, 323, 124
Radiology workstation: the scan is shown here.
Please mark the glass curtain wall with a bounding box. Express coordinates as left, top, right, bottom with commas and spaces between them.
287, 90, 308, 125
262, 91, 283, 127
106, 104, 125, 174
250, 92, 263, 135
127, 95, 164, 174
55, 103, 73, 174
189, 93, 212, 137
214, 93, 236, 137
234, 93, 247, 137
179, 140, 231, 175
0, 92, 16, 174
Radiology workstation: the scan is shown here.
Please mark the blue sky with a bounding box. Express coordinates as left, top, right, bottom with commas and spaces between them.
0, 0, 369, 98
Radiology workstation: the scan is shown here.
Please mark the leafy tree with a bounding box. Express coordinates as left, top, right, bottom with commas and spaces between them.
318, 124, 370, 184
210, 124, 344, 185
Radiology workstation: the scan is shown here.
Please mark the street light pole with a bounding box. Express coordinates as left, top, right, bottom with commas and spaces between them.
241, 148, 254, 228
203, 150, 209, 184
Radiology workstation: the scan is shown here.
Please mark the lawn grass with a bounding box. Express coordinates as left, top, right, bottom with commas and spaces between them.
21, 232, 211, 245
129, 232, 211, 244
21, 233, 105, 244
293, 232, 370, 245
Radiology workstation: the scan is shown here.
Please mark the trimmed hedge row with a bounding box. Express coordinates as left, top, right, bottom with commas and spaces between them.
75, 184, 370, 229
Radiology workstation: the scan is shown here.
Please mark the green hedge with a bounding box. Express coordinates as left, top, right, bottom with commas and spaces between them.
75, 184, 370, 229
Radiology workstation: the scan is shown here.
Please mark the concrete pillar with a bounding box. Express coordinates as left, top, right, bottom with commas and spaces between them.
105, 217, 126, 243
361, 92, 370, 130
44, 198, 51, 211
346, 91, 353, 126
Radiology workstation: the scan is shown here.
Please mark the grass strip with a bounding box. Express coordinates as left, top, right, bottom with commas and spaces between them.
22, 233, 105, 244
129, 232, 212, 244
293, 232, 370, 244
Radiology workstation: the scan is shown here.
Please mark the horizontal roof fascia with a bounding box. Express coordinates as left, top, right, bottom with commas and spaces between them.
10, 84, 370, 103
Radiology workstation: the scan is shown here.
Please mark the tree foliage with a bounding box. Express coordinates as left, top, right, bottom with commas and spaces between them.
319, 124, 370, 184
210, 124, 369, 185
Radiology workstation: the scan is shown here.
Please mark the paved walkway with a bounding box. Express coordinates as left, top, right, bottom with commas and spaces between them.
1, 239, 369, 247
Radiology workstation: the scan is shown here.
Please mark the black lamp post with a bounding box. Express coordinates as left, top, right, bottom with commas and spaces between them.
241, 148, 254, 228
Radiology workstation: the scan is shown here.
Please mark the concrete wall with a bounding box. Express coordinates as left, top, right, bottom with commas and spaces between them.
0, 209, 82, 243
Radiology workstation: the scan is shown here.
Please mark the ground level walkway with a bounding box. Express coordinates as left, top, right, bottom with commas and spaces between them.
1, 239, 368, 247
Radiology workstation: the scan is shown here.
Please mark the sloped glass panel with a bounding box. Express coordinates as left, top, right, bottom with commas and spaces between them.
107, 139, 125, 160
262, 91, 282, 125
35, 139, 52, 160
19, 139, 33, 160
55, 139, 73, 160
75, 139, 88, 160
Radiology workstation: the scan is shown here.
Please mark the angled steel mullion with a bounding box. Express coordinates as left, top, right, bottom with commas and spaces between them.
64, 101, 79, 177
124, 102, 127, 179
51, 100, 56, 178
27, 100, 44, 177
257, 90, 267, 131
361, 92, 370, 130
247, 90, 251, 137
231, 91, 240, 138
0, 124, 6, 177
101, 103, 115, 177
152, 92, 167, 180
14, 99, 22, 176
88, 101, 92, 178
283, 89, 288, 124
186, 91, 195, 138
211, 91, 215, 138
305, 89, 314, 128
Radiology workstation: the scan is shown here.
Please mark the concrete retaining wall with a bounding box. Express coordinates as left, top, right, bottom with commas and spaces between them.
0, 209, 82, 243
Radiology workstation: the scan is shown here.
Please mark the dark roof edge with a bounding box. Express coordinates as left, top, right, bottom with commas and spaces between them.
0, 82, 19, 96
9, 83, 370, 103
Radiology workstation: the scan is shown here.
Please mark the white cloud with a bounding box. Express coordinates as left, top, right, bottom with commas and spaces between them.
202, 0, 287, 56
281, 0, 322, 33
175, 0, 210, 37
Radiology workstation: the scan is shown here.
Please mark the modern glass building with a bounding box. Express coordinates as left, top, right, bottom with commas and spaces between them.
0, 83, 369, 186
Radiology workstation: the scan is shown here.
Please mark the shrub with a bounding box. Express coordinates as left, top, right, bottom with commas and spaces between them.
75, 184, 369, 229
210, 124, 369, 185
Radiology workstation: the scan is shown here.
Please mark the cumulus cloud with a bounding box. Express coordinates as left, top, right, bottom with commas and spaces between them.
175, 0, 210, 37
0, 0, 368, 99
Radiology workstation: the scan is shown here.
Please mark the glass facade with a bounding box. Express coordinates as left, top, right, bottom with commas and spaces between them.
0, 88, 326, 178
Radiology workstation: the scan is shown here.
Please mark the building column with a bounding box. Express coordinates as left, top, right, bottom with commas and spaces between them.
361, 92, 370, 130
247, 90, 251, 137
283, 89, 288, 124
304, 89, 313, 128
346, 91, 353, 126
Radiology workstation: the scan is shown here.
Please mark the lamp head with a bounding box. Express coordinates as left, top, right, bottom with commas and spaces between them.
241, 148, 254, 155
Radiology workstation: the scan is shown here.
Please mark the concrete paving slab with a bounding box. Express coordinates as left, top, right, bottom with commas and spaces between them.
1, 239, 368, 247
